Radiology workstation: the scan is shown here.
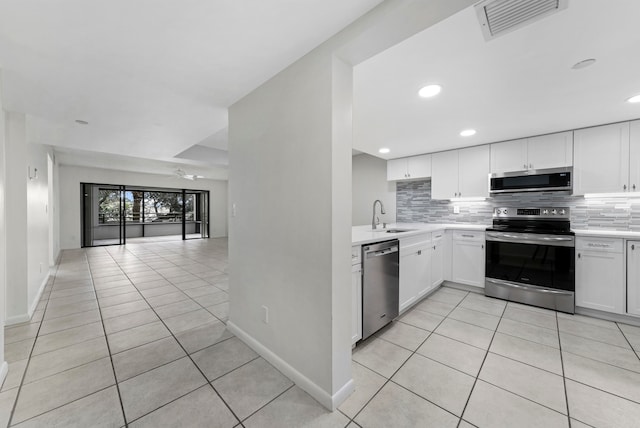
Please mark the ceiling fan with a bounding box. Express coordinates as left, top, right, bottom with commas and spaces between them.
174, 168, 204, 180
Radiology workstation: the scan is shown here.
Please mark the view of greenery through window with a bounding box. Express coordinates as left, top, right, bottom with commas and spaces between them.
98, 189, 196, 224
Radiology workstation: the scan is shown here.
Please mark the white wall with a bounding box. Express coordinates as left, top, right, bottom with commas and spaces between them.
229, 49, 348, 408
4, 112, 29, 323
352, 153, 396, 226
27, 139, 52, 309
227, 0, 473, 410
0, 71, 8, 378
58, 165, 228, 249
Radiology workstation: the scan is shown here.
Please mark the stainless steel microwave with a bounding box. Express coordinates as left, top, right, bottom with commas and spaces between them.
489, 167, 572, 195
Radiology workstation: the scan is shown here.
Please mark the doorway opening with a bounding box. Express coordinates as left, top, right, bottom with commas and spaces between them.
81, 183, 209, 247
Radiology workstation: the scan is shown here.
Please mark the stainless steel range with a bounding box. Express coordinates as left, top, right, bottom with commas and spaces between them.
485, 207, 575, 313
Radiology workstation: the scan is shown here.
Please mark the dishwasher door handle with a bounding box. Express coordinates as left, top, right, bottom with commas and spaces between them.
366, 246, 399, 258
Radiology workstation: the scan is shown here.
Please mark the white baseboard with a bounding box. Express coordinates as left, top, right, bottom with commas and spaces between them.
5, 313, 31, 326
6, 272, 50, 326
227, 321, 353, 411
0, 361, 8, 387
28, 274, 50, 317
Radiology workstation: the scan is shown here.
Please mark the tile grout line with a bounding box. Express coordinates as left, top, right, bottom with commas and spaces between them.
5, 261, 62, 427
454, 297, 507, 428
105, 246, 245, 427
615, 322, 640, 362
350, 290, 472, 426
85, 249, 130, 428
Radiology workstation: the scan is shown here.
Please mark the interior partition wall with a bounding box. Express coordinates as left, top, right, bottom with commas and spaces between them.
81, 183, 210, 247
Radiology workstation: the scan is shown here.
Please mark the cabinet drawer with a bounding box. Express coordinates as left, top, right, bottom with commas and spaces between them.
351, 246, 361, 265
400, 233, 431, 250
453, 230, 485, 243
576, 237, 623, 253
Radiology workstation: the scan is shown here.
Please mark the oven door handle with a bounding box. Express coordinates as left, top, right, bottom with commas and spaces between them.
485, 278, 574, 296
486, 232, 574, 247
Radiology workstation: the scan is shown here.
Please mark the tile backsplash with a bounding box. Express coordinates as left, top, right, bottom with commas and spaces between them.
396, 179, 640, 231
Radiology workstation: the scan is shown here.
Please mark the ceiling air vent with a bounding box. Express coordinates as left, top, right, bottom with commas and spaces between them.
475, 0, 568, 41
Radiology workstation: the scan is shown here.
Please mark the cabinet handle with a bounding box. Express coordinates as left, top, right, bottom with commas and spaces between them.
417, 250, 422, 255
481, 244, 484, 249
529, 163, 533, 169
634, 184, 637, 191
433, 245, 436, 250
408, 173, 411, 178
578, 253, 581, 259
624, 184, 627, 191
523, 163, 527, 169
633, 245, 636, 250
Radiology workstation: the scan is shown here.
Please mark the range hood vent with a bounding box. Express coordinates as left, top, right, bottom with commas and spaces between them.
475, 0, 567, 41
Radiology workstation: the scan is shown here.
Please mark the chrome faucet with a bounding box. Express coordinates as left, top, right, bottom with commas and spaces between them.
372, 199, 386, 230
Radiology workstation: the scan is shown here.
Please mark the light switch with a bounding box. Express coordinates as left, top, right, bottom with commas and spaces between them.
453, 206, 460, 214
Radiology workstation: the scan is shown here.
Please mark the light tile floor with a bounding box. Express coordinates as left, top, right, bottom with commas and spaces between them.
2, 239, 640, 427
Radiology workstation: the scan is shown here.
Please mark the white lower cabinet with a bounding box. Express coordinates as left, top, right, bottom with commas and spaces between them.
627, 241, 640, 316
431, 232, 444, 288
575, 237, 625, 314
351, 247, 362, 345
399, 234, 432, 313
451, 231, 485, 288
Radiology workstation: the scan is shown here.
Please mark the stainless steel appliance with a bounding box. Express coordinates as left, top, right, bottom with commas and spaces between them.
489, 167, 572, 195
362, 239, 399, 339
485, 207, 575, 313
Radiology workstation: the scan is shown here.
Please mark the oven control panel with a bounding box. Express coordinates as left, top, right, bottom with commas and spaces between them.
494, 207, 570, 219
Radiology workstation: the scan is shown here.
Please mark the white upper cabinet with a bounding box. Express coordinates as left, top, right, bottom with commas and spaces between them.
431, 150, 460, 199
387, 154, 431, 181
458, 145, 490, 198
527, 132, 573, 170
432, 145, 490, 199
490, 138, 527, 173
629, 120, 640, 193
490, 132, 573, 174
574, 122, 630, 195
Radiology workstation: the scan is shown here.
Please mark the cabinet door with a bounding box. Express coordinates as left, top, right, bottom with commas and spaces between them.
458, 145, 490, 198
387, 158, 408, 181
452, 238, 485, 288
574, 123, 630, 195
351, 264, 362, 344
490, 139, 527, 173
399, 252, 419, 313
407, 154, 432, 179
575, 250, 624, 314
431, 150, 459, 199
627, 241, 640, 316
629, 120, 640, 193
415, 247, 432, 299
431, 236, 444, 289
527, 131, 573, 170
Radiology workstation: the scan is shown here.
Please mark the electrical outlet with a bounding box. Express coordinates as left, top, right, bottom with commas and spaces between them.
262, 305, 269, 324
453, 206, 460, 214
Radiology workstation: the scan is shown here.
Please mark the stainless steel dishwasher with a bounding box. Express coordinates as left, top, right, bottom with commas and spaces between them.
362, 239, 399, 340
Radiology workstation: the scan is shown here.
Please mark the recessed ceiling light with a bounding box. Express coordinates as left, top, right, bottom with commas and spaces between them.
627, 94, 640, 104
460, 129, 476, 137
571, 59, 596, 70
75, 120, 89, 125
418, 84, 442, 98
378, 148, 390, 154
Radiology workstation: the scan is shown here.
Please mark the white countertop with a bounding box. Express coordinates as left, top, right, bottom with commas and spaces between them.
572, 229, 640, 239
352, 223, 488, 246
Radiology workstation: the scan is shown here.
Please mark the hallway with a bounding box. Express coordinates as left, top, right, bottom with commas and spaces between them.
0, 238, 315, 427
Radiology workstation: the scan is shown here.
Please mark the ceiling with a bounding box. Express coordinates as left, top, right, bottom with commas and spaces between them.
353, 0, 640, 159
0, 0, 383, 176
